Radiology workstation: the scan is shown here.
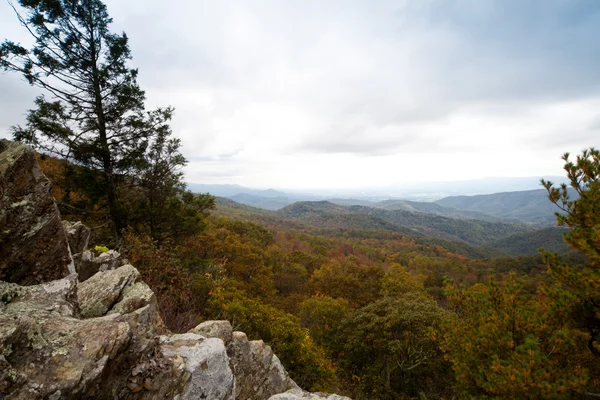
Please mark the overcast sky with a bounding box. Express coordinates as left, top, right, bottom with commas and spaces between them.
1, 0, 599, 190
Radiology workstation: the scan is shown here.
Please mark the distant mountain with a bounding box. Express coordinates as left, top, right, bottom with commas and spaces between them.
215, 197, 567, 258
276, 201, 532, 247
214, 197, 274, 215
215, 197, 498, 259
385, 176, 570, 198
329, 198, 378, 207
435, 189, 569, 226
371, 199, 504, 223
227, 193, 293, 210
187, 183, 288, 198
486, 227, 570, 256
277, 201, 349, 219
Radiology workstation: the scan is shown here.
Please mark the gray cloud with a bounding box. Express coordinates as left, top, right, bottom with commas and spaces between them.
0, 75, 38, 138
1, 0, 599, 186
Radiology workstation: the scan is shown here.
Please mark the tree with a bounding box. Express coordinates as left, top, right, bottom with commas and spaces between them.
1, 0, 173, 239
126, 133, 215, 245
310, 257, 384, 307
542, 148, 600, 357
441, 277, 589, 398
206, 284, 337, 391
299, 295, 352, 357
340, 292, 450, 399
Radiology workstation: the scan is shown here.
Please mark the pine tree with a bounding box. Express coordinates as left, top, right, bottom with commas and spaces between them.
0, 0, 172, 239
127, 133, 215, 245
542, 148, 600, 357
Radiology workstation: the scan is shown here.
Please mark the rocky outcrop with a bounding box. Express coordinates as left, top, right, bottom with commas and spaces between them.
190, 320, 234, 345
0, 140, 350, 400
0, 140, 74, 285
269, 390, 351, 400
63, 220, 90, 257
229, 331, 300, 400
78, 249, 126, 281
0, 266, 229, 399
0, 270, 315, 400
0, 274, 138, 398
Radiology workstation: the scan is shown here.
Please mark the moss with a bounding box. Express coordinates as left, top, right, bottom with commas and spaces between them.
93, 245, 110, 256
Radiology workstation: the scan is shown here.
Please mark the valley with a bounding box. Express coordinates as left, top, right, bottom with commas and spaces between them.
209, 186, 570, 258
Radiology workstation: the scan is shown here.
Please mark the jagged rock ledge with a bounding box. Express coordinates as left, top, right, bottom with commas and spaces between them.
0, 140, 350, 399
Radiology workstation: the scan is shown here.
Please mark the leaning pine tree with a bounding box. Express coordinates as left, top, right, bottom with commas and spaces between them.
0, 0, 175, 240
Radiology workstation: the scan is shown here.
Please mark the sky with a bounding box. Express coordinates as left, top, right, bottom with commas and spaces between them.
1, 0, 599, 190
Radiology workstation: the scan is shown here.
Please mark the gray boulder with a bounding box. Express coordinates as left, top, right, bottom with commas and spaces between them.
0, 140, 74, 285
269, 389, 352, 400
0, 276, 134, 399
189, 320, 233, 345
78, 249, 125, 281
157, 334, 235, 400
78, 264, 142, 318
62, 220, 90, 256
229, 331, 299, 400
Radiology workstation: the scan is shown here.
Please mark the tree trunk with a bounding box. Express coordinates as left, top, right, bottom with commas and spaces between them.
88, 7, 122, 241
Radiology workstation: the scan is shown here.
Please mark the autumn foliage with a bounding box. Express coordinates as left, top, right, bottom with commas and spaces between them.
38, 147, 600, 398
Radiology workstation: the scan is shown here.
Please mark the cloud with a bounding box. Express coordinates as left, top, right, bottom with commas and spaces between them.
0, 75, 38, 137
1, 0, 599, 188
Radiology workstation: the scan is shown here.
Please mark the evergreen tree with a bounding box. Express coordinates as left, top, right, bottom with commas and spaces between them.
542, 148, 600, 357
0, 0, 172, 239
127, 133, 215, 245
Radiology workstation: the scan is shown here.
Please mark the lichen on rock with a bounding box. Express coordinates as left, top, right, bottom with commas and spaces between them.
0, 140, 73, 285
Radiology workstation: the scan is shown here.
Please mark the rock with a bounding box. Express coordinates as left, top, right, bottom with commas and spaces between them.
109, 281, 156, 316
78, 249, 124, 282
157, 335, 235, 400
0, 140, 74, 285
229, 331, 299, 400
1, 271, 347, 400
78, 264, 140, 318
0, 275, 133, 399
269, 389, 352, 400
62, 220, 90, 256
189, 320, 233, 345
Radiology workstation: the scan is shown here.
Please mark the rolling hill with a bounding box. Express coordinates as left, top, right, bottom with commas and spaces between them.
215, 197, 573, 257
371, 199, 504, 223
275, 201, 533, 247
435, 189, 568, 226
485, 227, 570, 256
227, 193, 294, 210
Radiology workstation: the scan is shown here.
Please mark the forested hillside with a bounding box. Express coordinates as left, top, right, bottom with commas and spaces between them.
27, 145, 600, 399
436, 189, 570, 226
370, 199, 504, 222
276, 201, 533, 246
486, 226, 571, 256
36, 152, 591, 400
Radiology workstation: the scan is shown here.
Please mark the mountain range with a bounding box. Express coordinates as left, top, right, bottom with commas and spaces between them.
195, 178, 573, 258
435, 189, 569, 226
199, 186, 565, 227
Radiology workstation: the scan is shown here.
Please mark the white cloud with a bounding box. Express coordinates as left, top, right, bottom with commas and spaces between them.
1, 0, 599, 190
